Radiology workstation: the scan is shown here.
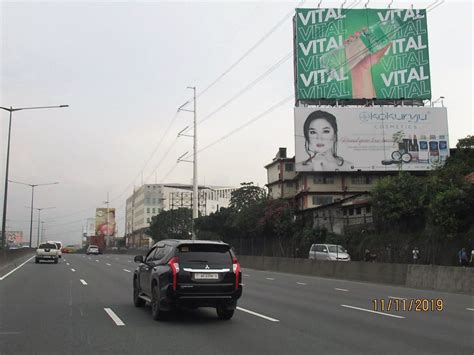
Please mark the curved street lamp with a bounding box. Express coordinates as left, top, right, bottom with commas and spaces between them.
1, 105, 68, 249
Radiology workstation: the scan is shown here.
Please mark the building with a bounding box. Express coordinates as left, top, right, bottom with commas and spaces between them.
302, 193, 374, 234
265, 147, 297, 199
265, 147, 384, 210
125, 183, 237, 247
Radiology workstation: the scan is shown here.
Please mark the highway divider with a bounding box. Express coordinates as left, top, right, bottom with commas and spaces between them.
0, 248, 36, 272
238, 256, 474, 295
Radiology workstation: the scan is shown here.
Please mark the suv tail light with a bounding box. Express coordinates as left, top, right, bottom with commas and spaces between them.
168, 257, 180, 291
232, 257, 240, 290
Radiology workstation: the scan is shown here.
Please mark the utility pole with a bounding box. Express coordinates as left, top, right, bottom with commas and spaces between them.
177, 86, 198, 240
191, 86, 198, 239
41, 221, 45, 243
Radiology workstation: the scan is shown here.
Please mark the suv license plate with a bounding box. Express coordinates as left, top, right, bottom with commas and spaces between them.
194, 273, 219, 280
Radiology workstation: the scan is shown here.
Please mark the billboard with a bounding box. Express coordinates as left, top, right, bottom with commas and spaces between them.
295, 8, 431, 100
84, 218, 96, 237
7, 231, 23, 246
95, 208, 116, 237
294, 107, 448, 172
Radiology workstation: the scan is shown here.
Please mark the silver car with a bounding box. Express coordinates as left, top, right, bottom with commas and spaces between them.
308, 244, 351, 261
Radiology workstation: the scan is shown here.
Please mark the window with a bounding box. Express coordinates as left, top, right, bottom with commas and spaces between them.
349, 208, 354, 216
313, 175, 334, 184
152, 198, 156, 204
356, 207, 362, 215
147, 208, 150, 213
145, 197, 150, 204
285, 163, 294, 171
351, 176, 372, 185
152, 208, 156, 214
343, 209, 347, 216
286, 182, 293, 188
366, 206, 371, 213
146, 217, 150, 223
312, 195, 333, 206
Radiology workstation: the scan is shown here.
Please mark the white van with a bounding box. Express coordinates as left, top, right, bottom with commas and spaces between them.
48, 241, 63, 258
308, 244, 351, 261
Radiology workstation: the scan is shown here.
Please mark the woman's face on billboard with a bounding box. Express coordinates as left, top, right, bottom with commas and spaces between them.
307, 118, 335, 154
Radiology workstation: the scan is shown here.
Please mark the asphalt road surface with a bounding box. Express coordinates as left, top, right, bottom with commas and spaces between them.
1, 254, 473, 354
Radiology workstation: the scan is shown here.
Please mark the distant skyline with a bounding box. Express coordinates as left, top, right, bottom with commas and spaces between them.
1, 0, 472, 246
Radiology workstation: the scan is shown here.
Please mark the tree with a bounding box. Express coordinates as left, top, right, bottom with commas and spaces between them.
371, 172, 426, 232
147, 208, 192, 242
229, 182, 266, 212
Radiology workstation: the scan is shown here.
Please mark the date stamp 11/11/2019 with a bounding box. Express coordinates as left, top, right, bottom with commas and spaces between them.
372, 299, 444, 312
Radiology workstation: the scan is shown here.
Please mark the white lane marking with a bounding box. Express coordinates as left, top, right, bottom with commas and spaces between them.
66, 263, 70, 266
104, 308, 125, 326
96, 260, 99, 262
389, 296, 407, 300
63, 259, 67, 262
266, 277, 275, 281
297, 282, 307, 285
466, 308, 474, 311
106, 263, 111, 266
243, 274, 250, 277
335, 288, 349, 292
80, 279, 88, 285
0, 256, 35, 281
71, 268, 76, 272
241, 283, 245, 286
341, 305, 405, 319
123, 269, 131, 273
128, 260, 131, 263
237, 307, 279, 322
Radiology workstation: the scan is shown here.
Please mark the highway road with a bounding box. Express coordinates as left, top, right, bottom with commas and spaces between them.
0, 254, 473, 354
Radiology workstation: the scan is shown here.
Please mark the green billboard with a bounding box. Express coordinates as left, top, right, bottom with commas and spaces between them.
295, 8, 431, 100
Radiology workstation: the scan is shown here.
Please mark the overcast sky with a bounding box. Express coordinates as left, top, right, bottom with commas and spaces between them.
1, 0, 472, 246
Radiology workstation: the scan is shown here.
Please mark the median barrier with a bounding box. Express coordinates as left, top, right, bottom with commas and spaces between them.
0, 248, 35, 272
238, 255, 473, 295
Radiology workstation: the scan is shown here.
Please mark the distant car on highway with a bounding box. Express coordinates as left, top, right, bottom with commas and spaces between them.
48, 241, 63, 258
86, 245, 100, 255
36, 243, 59, 264
133, 240, 242, 320
309, 244, 351, 261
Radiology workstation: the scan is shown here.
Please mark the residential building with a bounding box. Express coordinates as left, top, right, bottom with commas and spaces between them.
125, 183, 237, 247
265, 148, 297, 199
301, 193, 374, 234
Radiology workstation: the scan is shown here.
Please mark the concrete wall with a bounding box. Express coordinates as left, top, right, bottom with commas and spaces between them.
238, 255, 474, 295
0, 248, 35, 272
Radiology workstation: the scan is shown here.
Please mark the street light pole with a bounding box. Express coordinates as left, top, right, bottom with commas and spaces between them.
10, 180, 59, 247
0, 104, 68, 249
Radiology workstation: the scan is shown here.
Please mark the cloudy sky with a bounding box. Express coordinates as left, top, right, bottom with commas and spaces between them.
1, 0, 472, 246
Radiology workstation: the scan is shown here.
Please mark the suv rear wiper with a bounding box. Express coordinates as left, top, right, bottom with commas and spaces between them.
186, 259, 208, 263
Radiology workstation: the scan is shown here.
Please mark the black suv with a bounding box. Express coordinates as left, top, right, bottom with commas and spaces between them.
133, 240, 242, 320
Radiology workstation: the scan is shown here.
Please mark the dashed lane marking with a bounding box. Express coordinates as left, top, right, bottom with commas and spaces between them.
335, 288, 349, 292
80, 279, 88, 285
237, 307, 279, 322
104, 308, 125, 326
341, 305, 405, 319
123, 269, 131, 273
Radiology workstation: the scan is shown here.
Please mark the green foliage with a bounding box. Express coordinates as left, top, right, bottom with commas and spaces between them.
371, 172, 426, 232
147, 208, 192, 242
229, 182, 266, 212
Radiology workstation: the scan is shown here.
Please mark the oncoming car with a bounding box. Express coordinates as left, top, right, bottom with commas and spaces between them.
133, 240, 242, 320
308, 244, 351, 261
36, 243, 59, 264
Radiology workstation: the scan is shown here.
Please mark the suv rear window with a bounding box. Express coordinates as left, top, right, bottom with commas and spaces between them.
178, 244, 231, 264
39, 243, 57, 249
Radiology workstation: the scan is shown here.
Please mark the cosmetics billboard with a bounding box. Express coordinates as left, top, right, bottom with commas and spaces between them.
294, 8, 431, 100
294, 107, 448, 172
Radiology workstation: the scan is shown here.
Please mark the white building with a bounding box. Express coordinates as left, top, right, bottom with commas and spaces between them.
125, 184, 236, 247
